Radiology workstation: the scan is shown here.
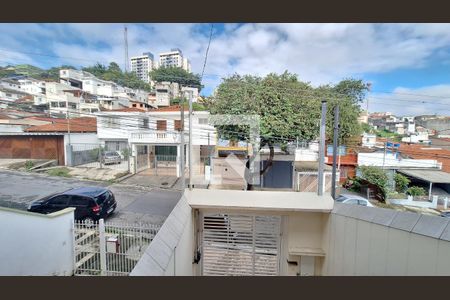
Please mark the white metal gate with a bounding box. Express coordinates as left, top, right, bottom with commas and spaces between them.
201, 214, 281, 276
74, 219, 160, 276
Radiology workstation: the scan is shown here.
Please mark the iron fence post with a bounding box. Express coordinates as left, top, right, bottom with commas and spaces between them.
99, 146, 103, 169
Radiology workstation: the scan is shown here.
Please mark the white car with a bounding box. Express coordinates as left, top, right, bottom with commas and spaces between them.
335, 194, 374, 207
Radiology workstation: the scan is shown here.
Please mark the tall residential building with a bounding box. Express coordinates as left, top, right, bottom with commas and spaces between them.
130, 52, 155, 84
159, 48, 191, 72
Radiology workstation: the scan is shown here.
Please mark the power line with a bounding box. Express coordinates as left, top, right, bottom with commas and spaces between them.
200, 24, 214, 84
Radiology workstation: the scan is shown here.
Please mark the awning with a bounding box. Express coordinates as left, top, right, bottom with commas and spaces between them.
398, 169, 450, 184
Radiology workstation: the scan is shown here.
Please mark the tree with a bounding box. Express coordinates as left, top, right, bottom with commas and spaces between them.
406, 186, 426, 196
394, 173, 410, 193
209, 72, 367, 188
357, 166, 389, 201
149, 66, 202, 90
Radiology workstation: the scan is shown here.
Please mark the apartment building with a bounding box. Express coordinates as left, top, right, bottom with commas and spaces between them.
130, 52, 155, 84
159, 48, 191, 72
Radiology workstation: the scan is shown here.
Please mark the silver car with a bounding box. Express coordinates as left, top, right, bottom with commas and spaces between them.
102, 151, 122, 165
335, 194, 374, 207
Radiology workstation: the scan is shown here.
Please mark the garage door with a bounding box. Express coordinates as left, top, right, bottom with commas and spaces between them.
202, 213, 281, 276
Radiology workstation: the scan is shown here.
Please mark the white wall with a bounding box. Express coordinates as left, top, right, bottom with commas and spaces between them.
65, 133, 100, 165
323, 206, 450, 275
358, 152, 441, 169
0, 207, 75, 276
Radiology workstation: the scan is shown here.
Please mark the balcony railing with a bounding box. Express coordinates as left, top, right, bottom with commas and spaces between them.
130, 131, 185, 144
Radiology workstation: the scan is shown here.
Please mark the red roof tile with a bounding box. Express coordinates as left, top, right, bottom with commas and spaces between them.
25, 117, 97, 133
399, 143, 450, 173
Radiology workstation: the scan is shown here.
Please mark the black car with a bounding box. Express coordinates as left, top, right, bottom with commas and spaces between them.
27, 187, 117, 222
441, 211, 450, 218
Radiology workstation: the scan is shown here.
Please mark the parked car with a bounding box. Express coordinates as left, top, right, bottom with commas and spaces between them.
27, 187, 117, 222
102, 151, 122, 165
440, 211, 450, 218
335, 194, 374, 207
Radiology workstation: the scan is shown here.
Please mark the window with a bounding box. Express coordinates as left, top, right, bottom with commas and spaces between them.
345, 199, 359, 205
49, 195, 70, 206
70, 196, 88, 207
156, 120, 167, 131
174, 120, 182, 131
51, 102, 58, 108
59, 102, 66, 108
198, 118, 208, 125
132, 104, 137, 107
106, 117, 120, 129
94, 192, 109, 205
358, 200, 368, 206
142, 118, 149, 128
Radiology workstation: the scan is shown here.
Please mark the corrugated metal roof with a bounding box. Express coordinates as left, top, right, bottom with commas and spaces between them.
398, 169, 450, 183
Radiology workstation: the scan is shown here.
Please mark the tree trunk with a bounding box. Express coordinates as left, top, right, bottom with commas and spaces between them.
246, 141, 274, 190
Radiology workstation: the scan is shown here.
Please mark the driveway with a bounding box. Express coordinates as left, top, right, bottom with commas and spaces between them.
0, 169, 181, 225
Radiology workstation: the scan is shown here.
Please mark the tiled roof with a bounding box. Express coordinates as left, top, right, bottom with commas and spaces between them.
399, 143, 450, 173
25, 117, 97, 133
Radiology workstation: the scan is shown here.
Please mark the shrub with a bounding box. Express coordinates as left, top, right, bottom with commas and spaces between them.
358, 166, 389, 199
394, 173, 410, 193
47, 168, 72, 178
24, 160, 34, 170
406, 186, 426, 196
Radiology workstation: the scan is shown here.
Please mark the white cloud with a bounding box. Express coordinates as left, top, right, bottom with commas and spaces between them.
369, 84, 450, 116
2, 23, 450, 110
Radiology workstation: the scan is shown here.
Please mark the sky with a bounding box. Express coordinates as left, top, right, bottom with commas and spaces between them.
1, 23, 450, 116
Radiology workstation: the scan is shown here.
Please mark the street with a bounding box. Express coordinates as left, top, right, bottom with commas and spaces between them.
0, 170, 182, 225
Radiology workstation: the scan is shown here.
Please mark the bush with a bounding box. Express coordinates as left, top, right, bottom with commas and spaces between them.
406, 186, 426, 196
394, 173, 410, 193
358, 166, 389, 199
47, 168, 72, 178
24, 160, 34, 170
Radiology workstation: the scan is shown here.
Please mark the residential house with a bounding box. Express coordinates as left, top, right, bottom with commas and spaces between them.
96, 105, 216, 177
0, 117, 98, 165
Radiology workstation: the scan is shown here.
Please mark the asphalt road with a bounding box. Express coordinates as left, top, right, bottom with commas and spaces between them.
0, 170, 182, 225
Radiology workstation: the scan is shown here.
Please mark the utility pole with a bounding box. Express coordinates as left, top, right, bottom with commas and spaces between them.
180, 94, 185, 191
188, 90, 193, 190
124, 25, 129, 72
318, 100, 327, 196
382, 141, 387, 169
331, 104, 340, 200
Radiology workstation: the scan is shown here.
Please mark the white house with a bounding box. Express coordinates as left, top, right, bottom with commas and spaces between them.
361, 133, 377, 148
96, 106, 217, 177
402, 132, 430, 144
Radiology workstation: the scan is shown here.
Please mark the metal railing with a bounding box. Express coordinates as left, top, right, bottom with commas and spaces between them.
74, 219, 161, 276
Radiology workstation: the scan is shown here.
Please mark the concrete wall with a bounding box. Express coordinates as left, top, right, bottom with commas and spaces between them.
0, 207, 75, 276
130, 195, 196, 276
323, 203, 450, 275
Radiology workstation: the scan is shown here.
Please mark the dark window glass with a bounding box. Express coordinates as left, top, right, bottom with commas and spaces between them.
70, 195, 88, 206
94, 192, 109, 205
49, 195, 70, 206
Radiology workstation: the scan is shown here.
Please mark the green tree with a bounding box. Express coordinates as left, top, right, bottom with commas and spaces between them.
209, 72, 367, 188
394, 173, 410, 193
149, 66, 202, 90
406, 186, 426, 196
357, 165, 389, 200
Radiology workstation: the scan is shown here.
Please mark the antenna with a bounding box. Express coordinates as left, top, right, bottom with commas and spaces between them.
124, 25, 129, 72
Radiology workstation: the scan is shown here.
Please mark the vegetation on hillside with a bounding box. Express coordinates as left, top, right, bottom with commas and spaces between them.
149, 66, 202, 90
82, 62, 153, 91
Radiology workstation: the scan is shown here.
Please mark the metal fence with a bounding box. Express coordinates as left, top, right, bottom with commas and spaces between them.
74, 219, 161, 276
70, 143, 131, 172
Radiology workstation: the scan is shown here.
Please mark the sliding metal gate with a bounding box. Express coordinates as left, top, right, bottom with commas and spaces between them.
201, 214, 281, 276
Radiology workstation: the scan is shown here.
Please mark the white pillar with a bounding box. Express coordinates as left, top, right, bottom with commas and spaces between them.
99, 219, 107, 276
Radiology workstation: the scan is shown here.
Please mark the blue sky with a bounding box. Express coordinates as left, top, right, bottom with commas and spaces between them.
1, 23, 450, 116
